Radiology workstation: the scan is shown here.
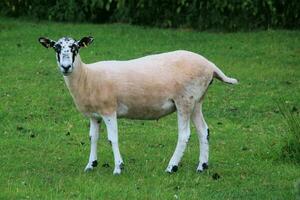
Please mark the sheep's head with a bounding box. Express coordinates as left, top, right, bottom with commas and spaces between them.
38, 36, 94, 76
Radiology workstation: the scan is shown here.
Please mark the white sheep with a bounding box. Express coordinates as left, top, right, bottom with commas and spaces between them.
38, 36, 238, 174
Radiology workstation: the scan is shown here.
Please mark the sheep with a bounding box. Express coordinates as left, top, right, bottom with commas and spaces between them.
38, 36, 238, 175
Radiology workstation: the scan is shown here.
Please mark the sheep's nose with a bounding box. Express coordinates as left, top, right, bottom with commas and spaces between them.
62, 65, 71, 71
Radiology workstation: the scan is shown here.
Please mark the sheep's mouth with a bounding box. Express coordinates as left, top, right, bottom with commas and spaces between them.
62, 71, 71, 76
60, 66, 73, 76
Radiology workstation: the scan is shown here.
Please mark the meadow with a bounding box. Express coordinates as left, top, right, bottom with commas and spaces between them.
0, 17, 299, 199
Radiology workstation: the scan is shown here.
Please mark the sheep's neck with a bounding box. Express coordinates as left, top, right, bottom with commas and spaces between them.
63, 55, 88, 106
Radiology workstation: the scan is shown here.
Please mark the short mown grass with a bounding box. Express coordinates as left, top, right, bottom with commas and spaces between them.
0, 17, 299, 199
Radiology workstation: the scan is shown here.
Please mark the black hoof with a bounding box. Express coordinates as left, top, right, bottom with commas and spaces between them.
202, 163, 208, 170
92, 160, 98, 167
171, 165, 178, 173
197, 163, 208, 173
120, 162, 125, 170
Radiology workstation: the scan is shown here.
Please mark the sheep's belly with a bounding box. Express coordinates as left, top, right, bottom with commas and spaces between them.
117, 100, 176, 120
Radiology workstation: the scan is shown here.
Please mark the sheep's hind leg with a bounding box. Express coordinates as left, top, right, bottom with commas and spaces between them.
192, 101, 209, 172
102, 112, 124, 175
84, 118, 100, 172
166, 104, 192, 173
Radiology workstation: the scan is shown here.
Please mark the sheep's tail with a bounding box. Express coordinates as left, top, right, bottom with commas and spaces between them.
212, 64, 238, 84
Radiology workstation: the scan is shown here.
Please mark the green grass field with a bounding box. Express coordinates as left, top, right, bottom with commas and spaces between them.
0, 17, 299, 199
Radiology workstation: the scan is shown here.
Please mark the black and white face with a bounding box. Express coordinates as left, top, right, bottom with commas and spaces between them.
53, 37, 78, 75
38, 36, 94, 76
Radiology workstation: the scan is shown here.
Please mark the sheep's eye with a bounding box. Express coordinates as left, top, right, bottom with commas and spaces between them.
70, 45, 78, 53
54, 44, 61, 53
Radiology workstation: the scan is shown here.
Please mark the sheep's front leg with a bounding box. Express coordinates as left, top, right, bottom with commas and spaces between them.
166, 110, 191, 173
102, 113, 124, 175
84, 118, 100, 172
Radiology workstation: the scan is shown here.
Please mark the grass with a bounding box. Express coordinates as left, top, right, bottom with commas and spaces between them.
278, 102, 300, 163
0, 17, 299, 199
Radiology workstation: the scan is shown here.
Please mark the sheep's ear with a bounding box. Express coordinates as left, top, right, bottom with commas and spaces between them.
38, 37, 56, 49
77, 36, 94, 48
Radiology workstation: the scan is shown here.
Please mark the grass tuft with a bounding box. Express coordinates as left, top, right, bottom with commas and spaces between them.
296, 179, 300, 200
278, 101, 300, 164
